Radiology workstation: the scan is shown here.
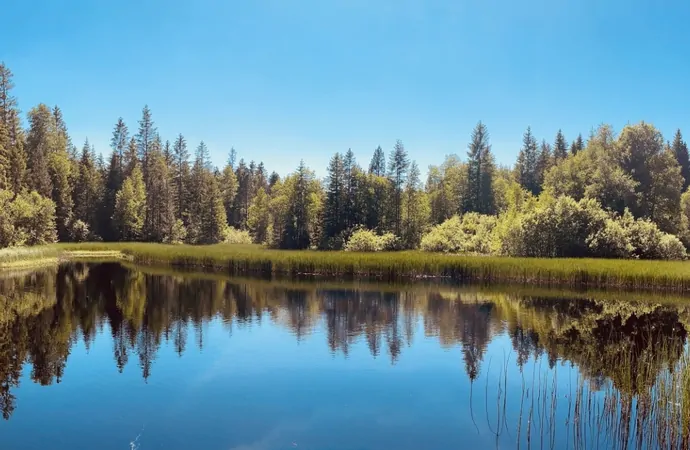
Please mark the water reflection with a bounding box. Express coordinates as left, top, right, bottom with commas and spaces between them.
0, 263, 689, 449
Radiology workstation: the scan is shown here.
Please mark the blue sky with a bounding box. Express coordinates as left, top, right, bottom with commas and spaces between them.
3, 0, 689, 177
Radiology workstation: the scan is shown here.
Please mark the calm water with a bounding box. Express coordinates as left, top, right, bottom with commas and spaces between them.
0, 263, 689, 450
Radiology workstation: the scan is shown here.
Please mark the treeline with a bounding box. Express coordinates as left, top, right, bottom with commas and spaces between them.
2, 62, 690, 259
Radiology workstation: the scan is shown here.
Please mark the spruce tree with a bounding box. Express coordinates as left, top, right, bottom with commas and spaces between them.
112, 118, 129, 161
25, 104, 54, 197
671, 129, 690, 191
570, 133, 584, 155
145, 146, 175, 242
464, 121, 495, 214
171, 134, 190, 221
247, 187, 270, 243
47, 110, 74, 241
323, 152, 346, 246
73, 139, 103, 237
515, 127, 540, 195
401, 161, 429, 248
135, 105, 156, 185
535, 140, 552, 193
369, 145, 386, 176
220, 157, 238, 227
388, 140, 409, 235
113, 165, 146, 241
281, 160, 313, 249
103, 151, 124, 241
553, 129, 568, 162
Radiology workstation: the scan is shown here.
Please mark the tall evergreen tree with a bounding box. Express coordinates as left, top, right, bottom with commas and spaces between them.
220, 158, 238, 227
135, 105, 156, 185
25, 104, 54, 197
671, 129, 690, 191
388, 140, 410, 235
323, 152, 346, 245
281, 160, 313, 249
369, 146, 386, 176
232, 159, 251, 229
73, 139, 103, 236
247, 187, 270, 243
0, 64, 25, 194
401, 161, 429, 248
145, 145, 175, 242
171, 134, 190, 221
535, 140, 552, 191
111, 118, 129, 161
102, 151, 124, 241
553, 129, 568, 162
123, 138, 138, 178
464, 121, 495, 214
515, 127, 540, 195
113, 165, 146, 241
47, 108, 74, 241
570, 133, 584, 155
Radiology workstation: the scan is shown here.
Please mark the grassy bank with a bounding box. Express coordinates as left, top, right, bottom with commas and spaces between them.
3, 242, 690, 291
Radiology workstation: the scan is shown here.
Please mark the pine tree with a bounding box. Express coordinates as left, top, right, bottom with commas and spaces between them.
232, 159, 252, 229
369, 145, 386, 176
323, 152, 346, 246
343, 148, 360, 228
123, 138, 138, 178
247, 187, 270, 243
171, 134, 190, 221
228, 147, 237, 169
47, 109, 74, 241
145, 146, 175, 242
516, 127, 540, 195
113, 165, 146, 241
220, 158, 238, 227
553, 129, 568, 162
535, 140, 552, 192
281, 160, 313, 249
25, 104, 54, 197
464, 121, 495, 214
103, 151, 124, 241
111, 118, 129, 161
8, 112, 26, 194
268, 171, 280, 192
187, 141, 227, 243
163, 140, 173, 168
570, 133, 584, 155
135, 105, 156, 185
671, 129, 690, 191
73, 139, 103, 237
388, 140, 409, 235
401, 161, 429, 248
0, 64, 25, 194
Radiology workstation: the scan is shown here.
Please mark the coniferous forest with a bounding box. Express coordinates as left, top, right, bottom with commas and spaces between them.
2, 62, 690, 260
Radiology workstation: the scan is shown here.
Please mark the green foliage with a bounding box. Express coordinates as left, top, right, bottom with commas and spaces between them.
113, 166, 146, 241
464, 121, 495, 215
247, 187, 270, 244
224, 227, 252, 244
166, 219, 187, 244
0, 190, 57, 247
420, 213, 496, 254
344, 228, 398, 252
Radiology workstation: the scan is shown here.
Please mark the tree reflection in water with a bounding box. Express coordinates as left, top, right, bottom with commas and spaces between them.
0, 262, 689, 448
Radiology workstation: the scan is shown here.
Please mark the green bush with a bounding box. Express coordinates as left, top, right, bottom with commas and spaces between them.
0, 190, 57, 247
344, 229, 399, 252
224, 226, 253, 245
420, 213, 496, 254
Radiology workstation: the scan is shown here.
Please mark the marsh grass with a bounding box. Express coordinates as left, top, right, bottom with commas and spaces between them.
4, 242, 690, 291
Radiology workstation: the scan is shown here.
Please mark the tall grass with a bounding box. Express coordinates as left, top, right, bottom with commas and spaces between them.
4, 242, 690, 291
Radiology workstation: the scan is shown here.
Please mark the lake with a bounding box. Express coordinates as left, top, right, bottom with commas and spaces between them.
0, 262, 688, 450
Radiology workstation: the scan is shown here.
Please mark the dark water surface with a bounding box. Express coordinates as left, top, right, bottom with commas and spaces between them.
0, 263, 689, 450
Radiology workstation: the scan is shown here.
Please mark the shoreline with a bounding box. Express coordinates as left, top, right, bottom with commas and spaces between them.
2, 243, 690, 292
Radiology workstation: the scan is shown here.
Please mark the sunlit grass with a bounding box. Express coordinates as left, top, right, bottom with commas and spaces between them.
4, 242, 690, 291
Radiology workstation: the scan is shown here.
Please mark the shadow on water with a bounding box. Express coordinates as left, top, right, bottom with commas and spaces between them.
0, 262, 689, 449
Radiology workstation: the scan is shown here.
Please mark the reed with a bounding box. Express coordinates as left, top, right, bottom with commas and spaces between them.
4, 242, 690, 291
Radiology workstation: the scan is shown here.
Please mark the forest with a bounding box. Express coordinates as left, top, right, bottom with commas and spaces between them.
1, 61, 690, 260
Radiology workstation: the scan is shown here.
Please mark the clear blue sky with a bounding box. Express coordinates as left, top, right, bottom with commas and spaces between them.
3, 0, 689, 177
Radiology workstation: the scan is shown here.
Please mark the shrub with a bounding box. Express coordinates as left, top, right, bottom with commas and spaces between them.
344, 229, 399, 252
0, 190, 57, 247
420, 214, 496, 254
69, 220, 91, 243
224, 226, 253, 245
